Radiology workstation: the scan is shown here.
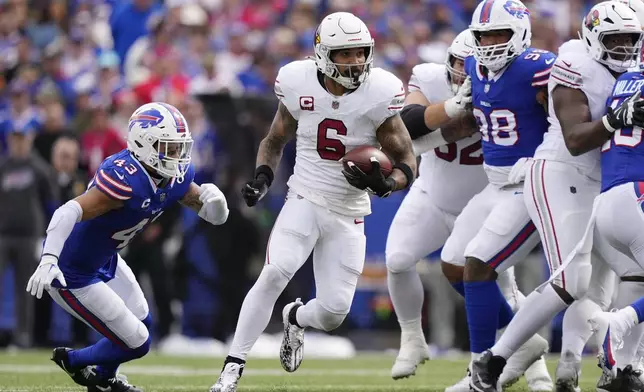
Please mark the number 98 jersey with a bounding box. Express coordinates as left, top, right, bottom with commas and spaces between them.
57, 149, 194, 289
274, 59, 405, 217
465, 48, 555, 182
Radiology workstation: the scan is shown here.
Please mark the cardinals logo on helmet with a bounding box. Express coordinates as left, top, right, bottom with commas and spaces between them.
585, 9, 600, 30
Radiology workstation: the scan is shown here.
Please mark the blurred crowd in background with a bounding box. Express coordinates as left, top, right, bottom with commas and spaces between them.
0, 0, 611, 353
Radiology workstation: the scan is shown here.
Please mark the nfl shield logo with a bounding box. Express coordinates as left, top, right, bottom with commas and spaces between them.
160, 193, 166, 202
332, 101, 339, 110
484, 84, 490, 93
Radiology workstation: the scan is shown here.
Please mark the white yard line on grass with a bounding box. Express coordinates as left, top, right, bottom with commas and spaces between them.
0, 364, 389, 377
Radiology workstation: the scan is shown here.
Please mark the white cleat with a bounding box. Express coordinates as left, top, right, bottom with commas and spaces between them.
209, 362, 243, 392
554, 351, 581, 392
444, 368, 470, 392
391, 337, 430, 380
589, 311, 628, 379
280, 298, 305, 373
526, 356, 554, 392
499, 334, 549, 389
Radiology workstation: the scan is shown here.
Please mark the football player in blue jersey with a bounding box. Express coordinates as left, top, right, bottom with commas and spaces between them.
437, 1, 557, 391
25, 102, 229, 392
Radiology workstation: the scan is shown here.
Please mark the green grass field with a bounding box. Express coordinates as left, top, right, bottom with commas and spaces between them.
0, 350, 605, 392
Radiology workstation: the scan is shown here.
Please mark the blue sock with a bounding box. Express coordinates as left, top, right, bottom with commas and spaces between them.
93, 314, 152, 378
451, 282, 465, 296
631, 297, 644, 324
70, 314, 152, 368
464, 280, 508, 353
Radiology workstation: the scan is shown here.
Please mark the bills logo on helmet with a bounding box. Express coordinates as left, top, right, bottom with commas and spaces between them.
503, 0, 530, 18
585, 9, 600, 29
129, 109, 164, 131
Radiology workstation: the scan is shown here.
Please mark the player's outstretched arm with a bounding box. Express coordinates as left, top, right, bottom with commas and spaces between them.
555, 86, 615, 156
241, 102, 297, 207
377, 113, 418, 191
180, 182, 229, 225
26, 188, 123, 298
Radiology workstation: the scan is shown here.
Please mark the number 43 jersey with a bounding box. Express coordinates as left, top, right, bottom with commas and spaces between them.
274, 59, 405, 217
57, 149, 194, 289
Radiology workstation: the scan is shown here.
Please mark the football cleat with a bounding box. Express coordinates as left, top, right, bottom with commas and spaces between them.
391, 335, 430, 380
589, 311, 628, 380
88, 373, 143, 392
499, 334, 549, 388
470, 350, 505, 392
210, 362, 244, 392
525, 356, 554, 392
51, 347, 100, 387
554, 351, 581, 392
280, 298, 305, 373
444, 367, 470, 392
596, 365, 644, 392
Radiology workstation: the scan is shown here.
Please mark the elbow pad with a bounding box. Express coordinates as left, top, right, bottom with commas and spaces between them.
412, 130, 448, 156
400, 104, 435, 140
42, 200, 82, 259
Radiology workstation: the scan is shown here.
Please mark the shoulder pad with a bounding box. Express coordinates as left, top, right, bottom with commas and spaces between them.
550, 54, 584, 89
408, 63, 445, 93
274, 59, 317, 120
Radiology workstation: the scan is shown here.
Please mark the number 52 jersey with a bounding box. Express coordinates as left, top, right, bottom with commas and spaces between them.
57, 149, 195, 289
274, 59, 405, 217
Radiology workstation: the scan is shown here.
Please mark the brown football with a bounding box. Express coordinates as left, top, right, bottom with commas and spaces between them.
341, 146, 393, 177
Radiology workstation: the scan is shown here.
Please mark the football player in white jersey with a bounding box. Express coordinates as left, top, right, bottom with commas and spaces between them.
209, 12, 418, 392
386, 29, 552, 392
472, 2, 644, 391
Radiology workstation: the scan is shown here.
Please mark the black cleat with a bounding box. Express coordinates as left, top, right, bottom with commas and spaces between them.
88, 373, 143, 392
51, 347, 100, 387
597, 365, 644, 392
470, 350, 506, 392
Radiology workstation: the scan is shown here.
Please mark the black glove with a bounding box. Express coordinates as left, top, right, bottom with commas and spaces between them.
605, 90, 644, 130
342, 158, 395, 198
241, 166, 273, 207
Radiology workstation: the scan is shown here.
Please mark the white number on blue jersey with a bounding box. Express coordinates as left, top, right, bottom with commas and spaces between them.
112, 219, 149, 249
472, 108, 518, 146
602, 98, 644, 151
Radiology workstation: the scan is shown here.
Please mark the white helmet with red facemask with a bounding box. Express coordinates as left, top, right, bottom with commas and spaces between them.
127, 102, 193, 181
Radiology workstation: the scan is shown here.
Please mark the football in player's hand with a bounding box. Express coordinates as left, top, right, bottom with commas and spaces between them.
342, 146, 393, 176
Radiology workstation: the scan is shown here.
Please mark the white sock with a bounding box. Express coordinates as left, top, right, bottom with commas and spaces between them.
612, 282, 644, 369
561, 298, 601, 363
492, 284, 567, 359
228, 265, 290, 360
387, 268, 424, 326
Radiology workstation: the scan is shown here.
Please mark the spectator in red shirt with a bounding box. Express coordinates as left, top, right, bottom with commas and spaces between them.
79, 101, 125, 178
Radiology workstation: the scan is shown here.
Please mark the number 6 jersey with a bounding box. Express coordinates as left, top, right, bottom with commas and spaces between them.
274, 59, 405, 217
57, 149, 194, 288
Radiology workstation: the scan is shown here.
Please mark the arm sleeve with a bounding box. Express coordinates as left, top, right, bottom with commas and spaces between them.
41, 200, 82, 259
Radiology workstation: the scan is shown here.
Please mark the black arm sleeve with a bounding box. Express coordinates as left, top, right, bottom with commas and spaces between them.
400, 104, 436, 140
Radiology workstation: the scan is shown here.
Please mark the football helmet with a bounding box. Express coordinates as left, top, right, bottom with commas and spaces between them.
582, 1, 643, 73
446, 29, 475, 94
127, 102, 193, 180
617, 0, 644, 26
469, 0, 532, 72
314, 12, 374, 89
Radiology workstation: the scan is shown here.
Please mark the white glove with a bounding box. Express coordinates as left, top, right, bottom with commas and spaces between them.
26, 255, 66, 299
508, 157, 533, 185
444, 76, 472, 118
198, 183, 229, 225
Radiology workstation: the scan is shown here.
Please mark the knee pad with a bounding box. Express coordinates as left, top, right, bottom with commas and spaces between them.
564, 263, 592, 300
315, 304, 347, 332
130, 335, 151, 359
386, 252, 417, 274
